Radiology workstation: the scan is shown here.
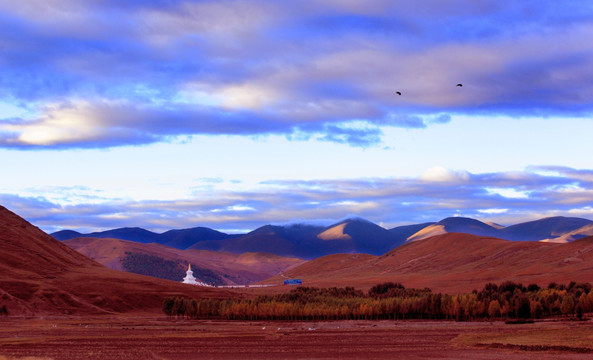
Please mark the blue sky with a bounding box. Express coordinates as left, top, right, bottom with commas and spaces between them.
1, 0, 592, 233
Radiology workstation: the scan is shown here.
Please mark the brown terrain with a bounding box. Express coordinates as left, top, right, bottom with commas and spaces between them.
0, 205, 235, 316
64, 237, 304, 285
4, 204, 593, 359
263, 233, 593, 293
2, 317, 593, 359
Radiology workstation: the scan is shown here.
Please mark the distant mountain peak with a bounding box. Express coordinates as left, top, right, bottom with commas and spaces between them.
438, 216, 490, 225
48, 213, 593, 258
338, 217, 378, 225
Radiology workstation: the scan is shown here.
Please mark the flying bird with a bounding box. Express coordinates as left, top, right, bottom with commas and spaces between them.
456, 83, 463, 87
396, 91, 402, 95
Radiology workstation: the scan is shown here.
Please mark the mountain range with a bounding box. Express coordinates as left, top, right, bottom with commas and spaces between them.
53, 216, 593, 259
5, 204, 593, 316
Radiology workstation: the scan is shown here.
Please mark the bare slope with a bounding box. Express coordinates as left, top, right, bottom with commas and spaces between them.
0, 205, 233, 316
406, 216, 592, 243
406, 217, 499, 242
499, 216, 593, 241
64, 237, 304, 285
542, 223, 593, 243
264, 233, 593, 293
191, 219, 401, 258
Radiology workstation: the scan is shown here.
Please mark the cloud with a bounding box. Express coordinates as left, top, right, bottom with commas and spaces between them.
4, 166, 592, 233
1, 1, 593, 149
421, 166, 470, 183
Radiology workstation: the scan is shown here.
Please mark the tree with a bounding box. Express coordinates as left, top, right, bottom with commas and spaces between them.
513, 293, 531, 319
576, 303, 584, 320
560, 295, 575, 317
368, 282, 405, 298
162, 297, 175, 317
584, 291, 593, 313
487, 300, 501, 319
530, 300, 543, 319
172, 297, 187, 319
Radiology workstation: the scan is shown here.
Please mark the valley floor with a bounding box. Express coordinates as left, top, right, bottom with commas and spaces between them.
1, 316, 593, 359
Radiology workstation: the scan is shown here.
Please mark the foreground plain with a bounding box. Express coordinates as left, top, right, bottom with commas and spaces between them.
1, 317, 593, 359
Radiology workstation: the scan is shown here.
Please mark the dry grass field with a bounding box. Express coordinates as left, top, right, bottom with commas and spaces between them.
263, 234, 593, 293
1, 316, 593, 359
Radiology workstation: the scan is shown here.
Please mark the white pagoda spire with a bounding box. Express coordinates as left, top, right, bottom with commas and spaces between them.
182, 264, 211, 287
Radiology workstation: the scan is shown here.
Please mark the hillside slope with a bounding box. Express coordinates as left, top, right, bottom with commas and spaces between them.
0, 206, 233, 316
264, 233, 593, 293
64, 237, 304, 285
406, 216, 592, 243
190, 219, 403, 258
500, 216, 593, 241
542, 223, 593, 243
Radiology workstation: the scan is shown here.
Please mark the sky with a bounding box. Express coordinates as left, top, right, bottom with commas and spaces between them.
1, 0, 592, 233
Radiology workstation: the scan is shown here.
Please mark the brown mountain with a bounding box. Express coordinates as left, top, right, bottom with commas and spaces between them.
406, 216, 592, 243
499, 216, 593, 241
52, 216, 593, 259
64, 237, 304, 285
263, 232, 593, 293
52, 226, 236, 249
190, 219, 405, 259
406, 217, 502, 242
0, 205, 232, 316
542, 223, 593, 243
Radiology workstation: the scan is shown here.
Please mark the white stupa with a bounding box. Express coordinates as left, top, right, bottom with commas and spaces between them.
182, 264, 211, 287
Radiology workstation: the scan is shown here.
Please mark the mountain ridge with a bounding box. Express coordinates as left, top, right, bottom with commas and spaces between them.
52, 216, 593, 259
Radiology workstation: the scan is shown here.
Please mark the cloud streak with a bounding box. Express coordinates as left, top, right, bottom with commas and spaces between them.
5, 166, 592, 233
1, 1, 593, 148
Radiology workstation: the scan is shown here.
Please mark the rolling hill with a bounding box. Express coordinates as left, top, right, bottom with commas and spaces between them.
189, 224, 311, 256
189, 219, 406, 259
53, 219, 423, 258
406, 216, 592, 243
0, 205, 233, 316
263, 232, 593, 293
542, 223, 593, 243
499, 216, 593, 241
64, 237, 305, 285
52, 226, 237, 249
52, 216, 593, 259
53, 227, 162, 243
159, 227, 236, 249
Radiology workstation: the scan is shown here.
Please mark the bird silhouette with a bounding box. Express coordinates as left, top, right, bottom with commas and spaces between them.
456, 84, 463, 87
396, 91, 402, 95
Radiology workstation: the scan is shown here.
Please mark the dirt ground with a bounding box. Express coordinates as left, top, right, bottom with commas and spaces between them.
1, 316, 593, 360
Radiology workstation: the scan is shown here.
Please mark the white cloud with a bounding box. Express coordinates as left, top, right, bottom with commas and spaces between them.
421, 166, 470, 183
485, 187, 529, 199
478, 208, 508, 214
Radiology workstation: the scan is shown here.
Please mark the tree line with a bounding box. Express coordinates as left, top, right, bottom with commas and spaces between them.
163, 281, 593, 321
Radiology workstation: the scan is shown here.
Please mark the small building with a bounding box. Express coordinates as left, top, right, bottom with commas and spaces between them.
283, 279, 302, 286
182, 264, 211, 287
